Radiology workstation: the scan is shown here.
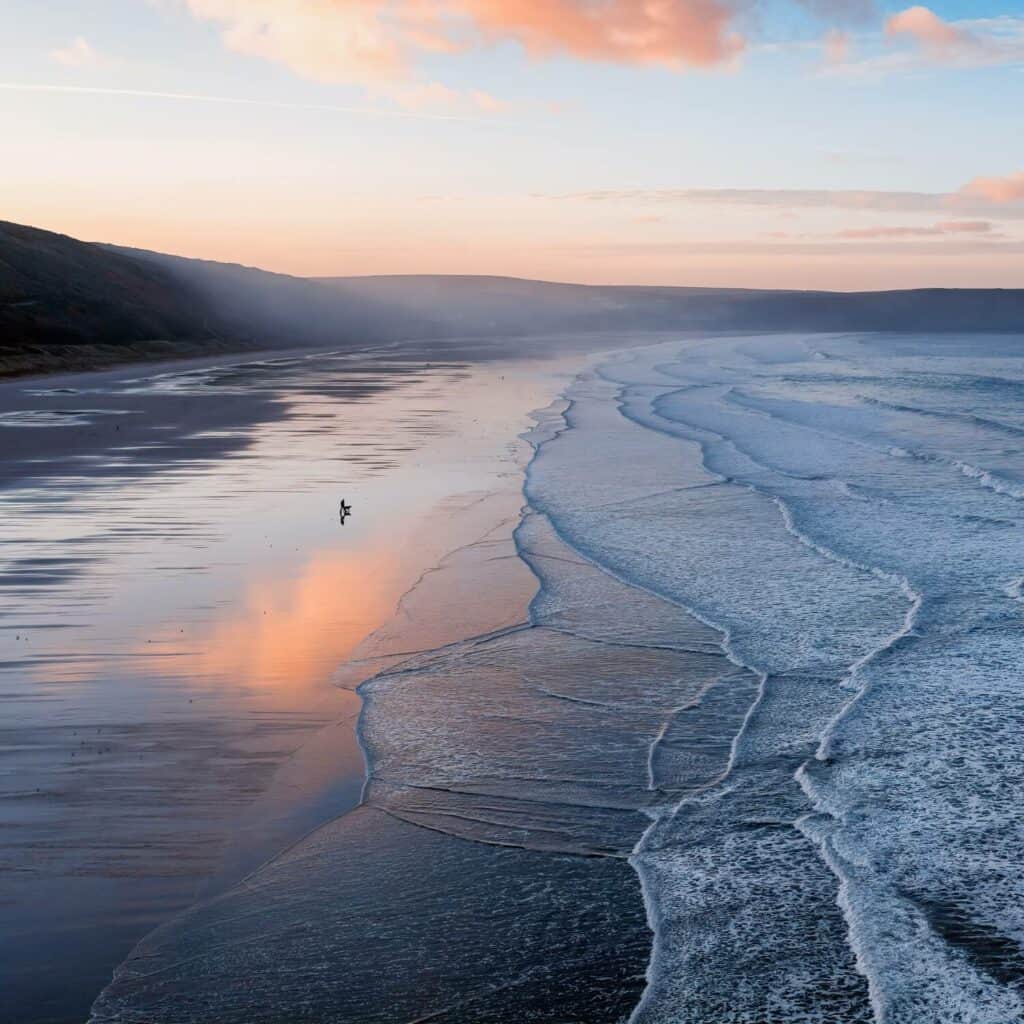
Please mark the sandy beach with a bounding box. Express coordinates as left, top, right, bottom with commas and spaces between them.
0, 345, 580, 1024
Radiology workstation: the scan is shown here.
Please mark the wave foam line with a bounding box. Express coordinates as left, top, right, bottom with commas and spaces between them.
624, 376, 926, 1024
519, 380, 788, 1024
727, 387, 1024, 508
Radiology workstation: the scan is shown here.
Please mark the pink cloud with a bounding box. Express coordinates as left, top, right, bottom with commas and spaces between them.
184, 1, 527, 112
50, 37, 105, 67
829, 8, 1024, 76
822, 29, 852, 64
836, 220, 995, 239
184, 0, 408, 83
182, 0, 746, 84
181, 1, 874, 86
957, 172, 1024, 205
384, 80, 514, 114
546, 186, 1024, 221
469, 89, 510, 113
548, 188, 948, 212
454, 0, 744, 68
881, 5, 1007, 67
935, 219, 997, 233
885, 6, 970, 50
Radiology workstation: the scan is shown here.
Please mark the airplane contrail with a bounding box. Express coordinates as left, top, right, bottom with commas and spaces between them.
0, 81, 502, 123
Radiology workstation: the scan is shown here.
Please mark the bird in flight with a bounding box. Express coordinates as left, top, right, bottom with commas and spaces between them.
339, 499, 352, 525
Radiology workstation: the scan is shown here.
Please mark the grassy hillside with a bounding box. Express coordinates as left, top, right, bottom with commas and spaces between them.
0, 222, 250, 376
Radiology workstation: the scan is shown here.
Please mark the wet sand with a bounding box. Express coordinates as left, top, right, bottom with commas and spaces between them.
0, 346, 581, 1024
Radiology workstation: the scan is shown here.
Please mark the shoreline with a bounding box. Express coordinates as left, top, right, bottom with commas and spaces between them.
91, 349, 707, 1023
0, 340, 342, 389
203, 483, 540, 899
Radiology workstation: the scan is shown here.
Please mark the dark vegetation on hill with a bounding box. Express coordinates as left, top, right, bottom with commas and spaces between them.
2, 219, 1022, 377
0, 222, 237, 376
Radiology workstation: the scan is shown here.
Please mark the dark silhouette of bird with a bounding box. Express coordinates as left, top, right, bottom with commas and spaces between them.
339, 499, 352, 525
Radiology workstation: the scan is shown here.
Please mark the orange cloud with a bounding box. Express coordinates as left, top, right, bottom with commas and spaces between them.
957, 172, 1024, 205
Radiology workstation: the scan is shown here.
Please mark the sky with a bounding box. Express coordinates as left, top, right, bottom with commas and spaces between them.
3, 0, 1024, 289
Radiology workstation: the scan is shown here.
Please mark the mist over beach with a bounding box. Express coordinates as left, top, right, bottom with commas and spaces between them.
3, 2, 1024, 1023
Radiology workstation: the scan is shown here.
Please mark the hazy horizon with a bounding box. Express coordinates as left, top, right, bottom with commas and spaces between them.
92, 231, 1024, 293
89, 231, 1024, 293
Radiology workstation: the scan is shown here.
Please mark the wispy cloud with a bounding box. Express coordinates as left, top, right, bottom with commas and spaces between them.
542, 187, 948, 212
566, 238, 1024, 258
539, 185, 1024, 218
833, 220, 997, 239
0, 82, 502, 123
49, 37, 106, 68
822, 29, 853, 64
385, 80, 512, 114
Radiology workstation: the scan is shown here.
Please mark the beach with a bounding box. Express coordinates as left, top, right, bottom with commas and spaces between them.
0, 345, 581, 1023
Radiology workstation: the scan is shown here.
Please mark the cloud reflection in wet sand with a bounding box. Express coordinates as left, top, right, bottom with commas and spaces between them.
143, 544, 402, 699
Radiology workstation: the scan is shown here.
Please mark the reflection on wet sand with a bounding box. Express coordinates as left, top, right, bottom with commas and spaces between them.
144, 545, 401, 701
0, 349, 574, 1024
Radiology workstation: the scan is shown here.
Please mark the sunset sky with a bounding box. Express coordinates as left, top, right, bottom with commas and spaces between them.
4, 1, 1024, 288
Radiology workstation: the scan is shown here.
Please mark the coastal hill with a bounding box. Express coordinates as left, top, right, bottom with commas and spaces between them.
2, 219, 1023, 376
0, 221, 236, 376
318, 273, 1024, 336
